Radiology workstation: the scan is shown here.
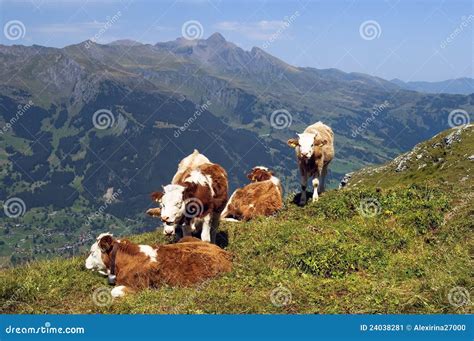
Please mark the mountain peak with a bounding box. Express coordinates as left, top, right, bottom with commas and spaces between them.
206, 32, 226, 44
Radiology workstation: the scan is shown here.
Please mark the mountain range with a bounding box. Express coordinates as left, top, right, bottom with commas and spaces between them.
0, 32, 473, 266
391, 77, 474, 95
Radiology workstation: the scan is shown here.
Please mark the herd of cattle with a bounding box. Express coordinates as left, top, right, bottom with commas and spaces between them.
85, 122, 335, 298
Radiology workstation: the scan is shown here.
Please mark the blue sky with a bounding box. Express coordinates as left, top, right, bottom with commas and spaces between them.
0, 0, 472, 82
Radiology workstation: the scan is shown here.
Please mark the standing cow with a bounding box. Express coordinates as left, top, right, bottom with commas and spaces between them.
287, 121, 334, 205
152, 160, 228, 243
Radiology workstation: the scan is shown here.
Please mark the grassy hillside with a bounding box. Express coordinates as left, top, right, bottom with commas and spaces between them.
0, 126, 472, 314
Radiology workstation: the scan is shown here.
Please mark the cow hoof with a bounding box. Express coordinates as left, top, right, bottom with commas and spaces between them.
111, 285, 127, 298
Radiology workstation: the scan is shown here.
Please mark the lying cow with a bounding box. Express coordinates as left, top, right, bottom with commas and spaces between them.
287, 121, 334, 205
221, 166, 283, 221
153, 161, 228, 243
146, 149, 212, 233
85, 233, 232, 297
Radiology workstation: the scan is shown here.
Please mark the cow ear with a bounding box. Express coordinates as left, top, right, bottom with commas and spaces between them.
287, 138, 299, 148
151, 191, 164, 202
98, 235, 113, 252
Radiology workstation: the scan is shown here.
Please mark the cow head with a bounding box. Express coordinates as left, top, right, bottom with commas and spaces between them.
158, 184, 187, 225
287, 133, 327, 159
85, 232, 112, 271
247, 166, 273, 182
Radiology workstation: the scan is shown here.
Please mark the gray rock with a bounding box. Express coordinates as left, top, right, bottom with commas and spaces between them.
339, 172, 354, 189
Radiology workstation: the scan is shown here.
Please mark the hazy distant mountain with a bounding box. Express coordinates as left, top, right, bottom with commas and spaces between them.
391, 77, 474, 95
0, 33, 473, 265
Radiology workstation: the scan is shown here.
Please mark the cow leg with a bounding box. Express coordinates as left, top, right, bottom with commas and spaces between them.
299, 171, 308, 205
181, 224, 193, 237
210, 212, 220, 244
319, 165, 328, 194
200, 214, 212, 242
312, 178, 319, 201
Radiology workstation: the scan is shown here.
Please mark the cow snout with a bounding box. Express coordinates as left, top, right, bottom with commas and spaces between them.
163, 224, 175, 236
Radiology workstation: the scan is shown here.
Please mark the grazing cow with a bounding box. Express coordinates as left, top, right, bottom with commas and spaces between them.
287, 121, 334, 205
221, 166, 283, 221
85, 233, 232, 297
146, 149, 211, 234
154, 161, 228, 243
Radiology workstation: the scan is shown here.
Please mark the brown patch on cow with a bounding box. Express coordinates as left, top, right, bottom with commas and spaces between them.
222, 180, 283, 221
247, 167, 273, 182
179, 163, 228, 217
150, 191, 164, 203
98, 235, 232, 292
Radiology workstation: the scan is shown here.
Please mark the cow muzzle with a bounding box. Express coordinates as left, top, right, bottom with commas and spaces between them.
162, 223, 176, 236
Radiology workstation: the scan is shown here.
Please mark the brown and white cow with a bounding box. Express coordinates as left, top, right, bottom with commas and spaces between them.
153, 161, 228, 243
287, 121, 334, 205
85, 233, 232, 297
146, 150, 213, 235
221, 166, 283, 221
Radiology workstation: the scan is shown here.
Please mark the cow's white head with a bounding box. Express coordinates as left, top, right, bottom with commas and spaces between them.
287, 133, 315, 158
160, 184, 186, 224
85, 232, 110, 271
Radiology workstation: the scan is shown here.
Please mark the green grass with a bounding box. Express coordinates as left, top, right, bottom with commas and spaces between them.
1, 126, 472, 314
0, 183, 471, 314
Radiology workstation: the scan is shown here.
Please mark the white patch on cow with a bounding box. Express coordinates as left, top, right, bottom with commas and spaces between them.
185, 170, 215, 197
185, 170, 209, 186
221, 190, 237, 218
270, 176, 280, 187
223, 217, 240, 222
298, 133, 316, 158
111, 285, 127, 298
85, 241, 106, 271
139, 245, 158, 262
254, 166, 269, 171
160, 184, 186, 223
